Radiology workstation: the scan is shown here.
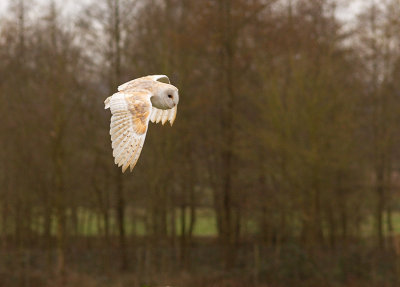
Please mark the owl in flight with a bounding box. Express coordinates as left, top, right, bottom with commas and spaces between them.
104, 75, 179, 172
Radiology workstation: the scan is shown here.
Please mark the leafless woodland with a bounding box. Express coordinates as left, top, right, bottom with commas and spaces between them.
1, 0, 400, 286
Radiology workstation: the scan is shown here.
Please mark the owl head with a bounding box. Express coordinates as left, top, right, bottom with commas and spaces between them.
151, 83, 179, 110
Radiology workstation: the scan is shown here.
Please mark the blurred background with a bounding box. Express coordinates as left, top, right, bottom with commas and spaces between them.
1, 0, 400, 286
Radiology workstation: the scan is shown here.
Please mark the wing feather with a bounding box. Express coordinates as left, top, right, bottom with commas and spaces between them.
155, 109, 163, 123
118, 75, 170, 91
121, 140, 137, 171
105, 90, 152, 172
111, 121, 129, 142
114, 132, 132, 160
121, 136, 142, 172
169, 106, 177, 125
161, 110, 169, 125
149, 106, 177, 126
150, 108, 157, 122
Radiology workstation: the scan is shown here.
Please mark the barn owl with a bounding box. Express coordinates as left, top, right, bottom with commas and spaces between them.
104, 75, 179, 172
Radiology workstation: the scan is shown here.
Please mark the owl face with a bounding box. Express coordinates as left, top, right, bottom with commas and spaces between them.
151, 84, 179, 110
164, 87, 179, 108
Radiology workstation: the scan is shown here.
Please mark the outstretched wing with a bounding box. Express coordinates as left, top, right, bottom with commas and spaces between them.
104, 90, 152, 172
118, 75, 170, 91
149, 106, 177, 126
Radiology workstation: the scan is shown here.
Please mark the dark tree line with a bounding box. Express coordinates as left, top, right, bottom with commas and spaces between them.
1, 0, 400, 286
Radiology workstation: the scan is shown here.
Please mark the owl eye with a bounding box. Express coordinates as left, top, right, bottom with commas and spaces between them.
167, 94, 173, 99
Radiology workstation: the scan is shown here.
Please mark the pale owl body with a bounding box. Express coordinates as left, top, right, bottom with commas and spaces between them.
104, 75, 179, 172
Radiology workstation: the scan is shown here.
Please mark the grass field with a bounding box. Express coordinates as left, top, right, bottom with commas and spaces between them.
22, 207, 218, 237
3, 207, 400, 238
361, 211, 400, 235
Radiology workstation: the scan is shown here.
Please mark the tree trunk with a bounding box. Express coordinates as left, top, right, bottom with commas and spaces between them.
115, 170, 128, 270
376, 165, 385, 249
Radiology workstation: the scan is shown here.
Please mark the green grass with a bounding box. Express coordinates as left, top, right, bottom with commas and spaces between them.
0, 207, 218, 237
192, 208, 217, 236
361, 211, 400, 236
3, 207, 400, 238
